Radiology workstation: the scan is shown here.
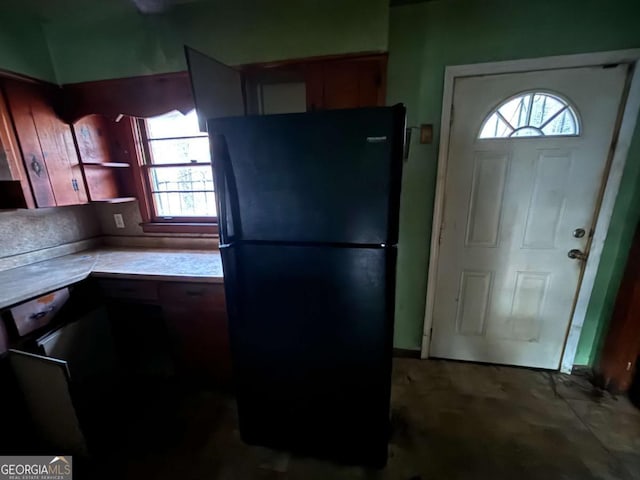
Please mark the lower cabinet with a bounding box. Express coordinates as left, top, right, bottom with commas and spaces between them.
96, 278, 231, 384
159, 282, 231, 383
2, 278, 231, 455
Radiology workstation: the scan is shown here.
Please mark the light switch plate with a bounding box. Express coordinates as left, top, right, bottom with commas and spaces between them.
113, 213, 125, 229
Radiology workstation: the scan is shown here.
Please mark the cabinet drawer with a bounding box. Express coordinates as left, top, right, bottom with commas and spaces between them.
158, 282, 225, 309
97, 279, 158, 302
11, 288, 70, 336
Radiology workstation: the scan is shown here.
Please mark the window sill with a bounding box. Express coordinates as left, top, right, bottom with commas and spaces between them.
140, 222, 219, 235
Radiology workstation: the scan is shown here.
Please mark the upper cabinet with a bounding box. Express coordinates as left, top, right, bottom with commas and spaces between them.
243, 54, 387, 114
2, 79, 87, 207
72, 115, 135, 203
304, 56, 386, 111
0, 76, 136, 209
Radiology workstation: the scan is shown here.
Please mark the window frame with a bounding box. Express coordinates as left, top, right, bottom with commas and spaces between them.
131, 117, 219, 235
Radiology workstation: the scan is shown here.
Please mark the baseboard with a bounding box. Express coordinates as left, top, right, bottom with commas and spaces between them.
392, 348, 421, 359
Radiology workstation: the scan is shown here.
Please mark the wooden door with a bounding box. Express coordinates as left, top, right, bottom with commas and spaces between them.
74, 115, 120, 201
304, 56, 386, 111
597, 224, 640, 391
3, 79, 87, 206
159, 282, 231, 383
3, 80, 55, 207
30, 84, 87, 206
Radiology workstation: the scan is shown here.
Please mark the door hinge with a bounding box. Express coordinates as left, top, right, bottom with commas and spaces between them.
438, 222, 444, 245
71, 179, 79, 191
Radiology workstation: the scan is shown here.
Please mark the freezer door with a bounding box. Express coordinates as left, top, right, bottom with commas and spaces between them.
221, 243, 396, 466
185, 46, 245, 131
210, 106, 405, 245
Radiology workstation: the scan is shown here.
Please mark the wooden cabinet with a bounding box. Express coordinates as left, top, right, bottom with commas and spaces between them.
304, 56, 386, 111
596, 224, 640, 392
96, 278, 231, 384
73, 114, 136, 203
159, 282, 231, 383
2, 79, 87, 207
243, 53, 387, 114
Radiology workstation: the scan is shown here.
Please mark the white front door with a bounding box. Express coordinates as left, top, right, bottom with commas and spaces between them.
430, 65, 628, 369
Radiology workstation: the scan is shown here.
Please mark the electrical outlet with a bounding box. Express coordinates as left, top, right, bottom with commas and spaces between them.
113, 213, 125, 229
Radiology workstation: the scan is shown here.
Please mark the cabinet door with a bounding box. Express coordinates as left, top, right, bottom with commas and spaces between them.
30, 84, 87, 206
73, 115, 120, 201
159, 282, 231, 383
3, 80, 55, 207
3, 79, 87, 207
304, 56, 386, 111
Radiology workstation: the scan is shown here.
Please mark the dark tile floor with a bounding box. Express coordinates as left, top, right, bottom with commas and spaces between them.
86, 359, 640, 480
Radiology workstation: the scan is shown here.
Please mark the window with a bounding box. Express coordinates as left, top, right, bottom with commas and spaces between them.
137, 109, 217, 233
479, 91, 579, 139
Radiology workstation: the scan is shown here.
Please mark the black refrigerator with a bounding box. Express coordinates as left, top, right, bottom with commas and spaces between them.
208, 105, 405, 467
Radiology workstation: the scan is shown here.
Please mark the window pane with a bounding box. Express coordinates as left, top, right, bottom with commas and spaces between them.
148, 137, 210, 164
146, 109, 206, 139
150, 165, 214, 192
479, 114, 513, 139
530, 94, 565, 127
498, 94, 531, 129
153, 191, 217, 217
542, 109, 578, 136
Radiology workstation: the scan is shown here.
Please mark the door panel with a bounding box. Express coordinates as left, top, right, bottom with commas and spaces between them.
221, 243, 394, 464
209, 106, 405, 244
431, 65, 628, 369
31, 86, 86, 206
185, 46, 245, 131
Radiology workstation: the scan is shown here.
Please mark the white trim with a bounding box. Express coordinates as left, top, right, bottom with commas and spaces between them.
421, 49, 640, 373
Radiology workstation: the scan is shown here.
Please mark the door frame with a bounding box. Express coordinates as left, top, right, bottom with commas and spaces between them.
421, 49, 640, 373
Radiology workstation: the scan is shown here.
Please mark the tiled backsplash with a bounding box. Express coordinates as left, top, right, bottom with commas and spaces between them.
0, 205, 101, 259
0, 200, 217, 269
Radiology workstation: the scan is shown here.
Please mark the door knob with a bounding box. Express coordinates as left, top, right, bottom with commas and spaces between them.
568, 249, 588, 261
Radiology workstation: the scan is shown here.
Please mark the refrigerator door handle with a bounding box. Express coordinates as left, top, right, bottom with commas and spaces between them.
211, 133, 242, 244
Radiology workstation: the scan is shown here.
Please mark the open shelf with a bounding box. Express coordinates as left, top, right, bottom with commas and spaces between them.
82, 161, 130, 168
91, 196, 137, 204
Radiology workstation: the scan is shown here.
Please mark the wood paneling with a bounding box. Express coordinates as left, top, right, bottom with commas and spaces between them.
596, 224, 640, 392
62, 72, 194, 123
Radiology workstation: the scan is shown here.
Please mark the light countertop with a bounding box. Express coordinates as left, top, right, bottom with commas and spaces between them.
0, 247, 223, 310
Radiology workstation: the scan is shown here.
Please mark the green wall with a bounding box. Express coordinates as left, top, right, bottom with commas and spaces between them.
387, 0, 640, 364
44, 0, 389, 84
0, 9, 56, 82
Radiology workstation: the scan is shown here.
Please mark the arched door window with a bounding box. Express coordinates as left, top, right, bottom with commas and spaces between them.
479, 91, 579, 139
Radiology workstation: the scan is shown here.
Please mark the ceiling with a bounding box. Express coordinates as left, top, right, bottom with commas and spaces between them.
0, 0, 205, 22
